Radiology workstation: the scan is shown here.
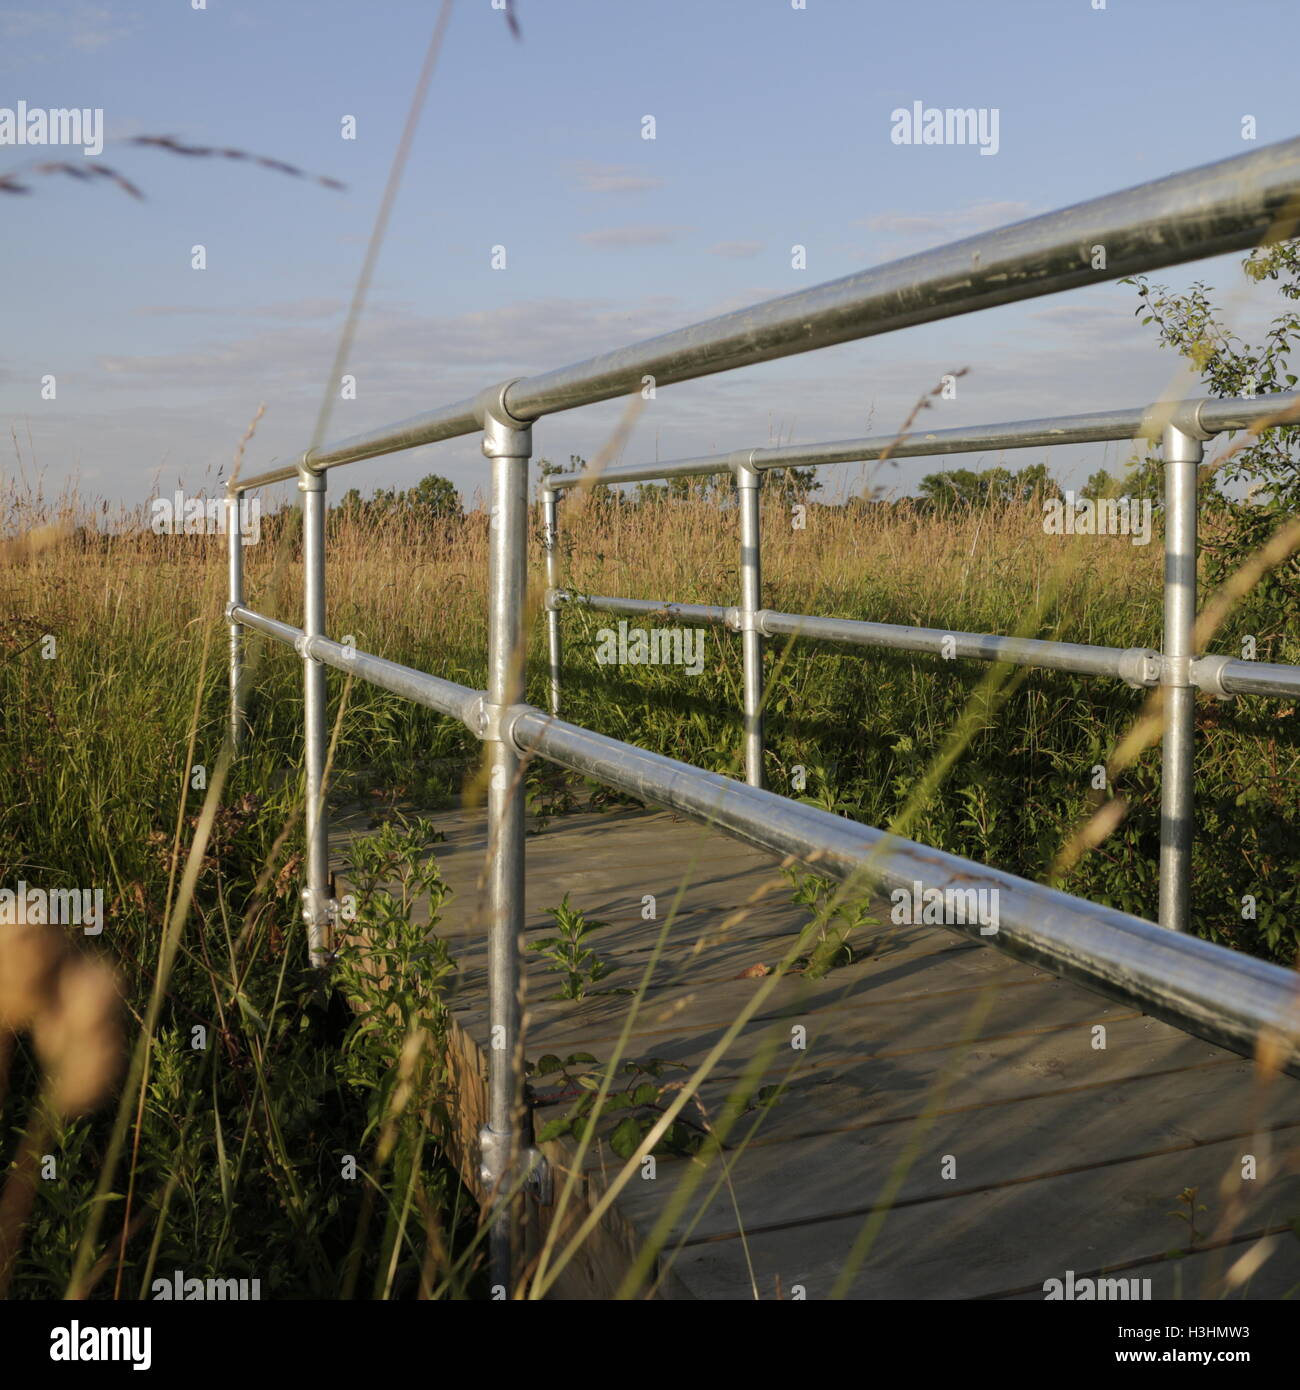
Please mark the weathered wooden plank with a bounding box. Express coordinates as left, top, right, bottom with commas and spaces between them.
609, 1058, 1300, 1243
634, 1019, 1231, 1146
1003, 1231, 1300, 1300
661, 1131, 1300, 1300
447, 923, 1013, 1010
456, 971, 1137, 1079
543, 1028, 1236, 1171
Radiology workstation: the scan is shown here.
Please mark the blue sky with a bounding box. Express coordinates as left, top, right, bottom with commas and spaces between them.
2, 0, 1297, 510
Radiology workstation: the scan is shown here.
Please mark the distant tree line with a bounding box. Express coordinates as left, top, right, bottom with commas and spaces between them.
539, 456, 822, 506
336, 474, 462, 524
251, 424, 1253, 546
907, 458, 1172, 514
536, 454, 1173, 515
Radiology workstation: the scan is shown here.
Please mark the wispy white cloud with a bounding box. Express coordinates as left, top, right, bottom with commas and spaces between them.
707, 240, 764, 259
97, 295, 691, 387
570, 161, 664, 195
1030, 301, 1138, 336
0, 4, 140, 60
135, 298, 347, 322
15, 282, 1187, 504
579, 225, 687, 249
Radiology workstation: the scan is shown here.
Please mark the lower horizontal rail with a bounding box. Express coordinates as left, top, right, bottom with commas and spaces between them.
757, 610, 1151, 682
1215, 658, 1300, 699
229, 605, 482, 727
550, 591, 1300, 696
226, 604, 1300, 1079
551, 591, 1151, 682
549, 593, 732, 627
509, 707, 1300, 1079
231, 606, 301, 648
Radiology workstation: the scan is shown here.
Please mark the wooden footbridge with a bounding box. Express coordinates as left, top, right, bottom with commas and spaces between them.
333, 803, 1300, 1300
232, 140, 1300, 1297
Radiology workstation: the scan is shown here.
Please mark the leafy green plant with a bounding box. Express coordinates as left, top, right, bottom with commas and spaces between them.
530, 1053, 705, 1159
335, 816, 458, 1142
530, 1055, 786, 1162
524, 763, 580, 831
1123, 241, 1300, 634
529, 893, 614, 999
783, 866, 878, 978
794, 771, 860, 818
328, 816, 477, 1298
1167, 1185, 1210, 1256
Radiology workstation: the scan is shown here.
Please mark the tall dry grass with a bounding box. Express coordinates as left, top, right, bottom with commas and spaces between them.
1, 473, 1297, 1298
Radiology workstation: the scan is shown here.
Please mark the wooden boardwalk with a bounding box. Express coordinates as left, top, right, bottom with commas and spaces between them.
332, 802, 1300, 1301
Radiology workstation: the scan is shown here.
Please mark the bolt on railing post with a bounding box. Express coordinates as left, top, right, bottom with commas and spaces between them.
479, 403, 532, 1295
736, 460, 764, 788
299, 467, 332, 969
226, 491, 245, 751
541, 484, 561, 715
1158, 422, 1205, 931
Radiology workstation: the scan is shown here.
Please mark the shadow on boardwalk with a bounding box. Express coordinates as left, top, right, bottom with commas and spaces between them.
332, 802, 1300, 1301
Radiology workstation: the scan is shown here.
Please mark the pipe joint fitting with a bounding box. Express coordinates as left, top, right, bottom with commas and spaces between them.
1191, 653, 1235, 700
1163, 654, 1193, 688
296, 459, 326, 492
1167, 399, 1216, 443
478, 699, 525, 747
478, 1126, 551, 1205
299, 885, 335, 924
1162, 421, 1207, 464
464, 694, 486, 740
1117, 647, 1162, 689
478, 1124, 510, 1191
477, 379, 533, 456
728, 607, 767, 634
731, 451, 761, 488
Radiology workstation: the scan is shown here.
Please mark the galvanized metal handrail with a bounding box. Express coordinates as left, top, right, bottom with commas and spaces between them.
224, 138, 1300, 1293
544, 591, 1300, 698
542, 386, 1300, 935
232, 139, 1300, 493
226, 608, 1300, 1078
541, 390, 1300, 489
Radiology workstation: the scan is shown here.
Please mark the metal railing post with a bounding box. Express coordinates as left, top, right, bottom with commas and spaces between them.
736, 460, 764, 788
541, 484, 561, 715
1158, 422, 1206, 931
478, 397, 533, 1295
226, 490, 244, 751
299, 466, 333, 968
